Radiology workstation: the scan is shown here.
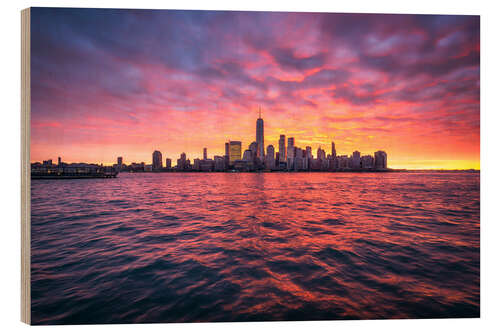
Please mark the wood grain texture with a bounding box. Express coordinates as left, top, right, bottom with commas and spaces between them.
21, 7, 31, 325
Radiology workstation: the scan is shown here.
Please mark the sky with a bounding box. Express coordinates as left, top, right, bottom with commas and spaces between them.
30, 8, 480, 169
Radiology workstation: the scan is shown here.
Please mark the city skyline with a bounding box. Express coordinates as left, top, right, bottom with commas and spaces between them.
32, 111, 391, 172
30, 9, 479, 170
31, 107, 477, 170
157, 111, 388, 172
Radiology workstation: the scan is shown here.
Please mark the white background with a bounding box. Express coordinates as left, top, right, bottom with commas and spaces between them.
1, 0, 499, 332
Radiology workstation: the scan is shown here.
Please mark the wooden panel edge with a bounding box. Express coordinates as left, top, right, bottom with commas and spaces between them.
21, 7, 31, 325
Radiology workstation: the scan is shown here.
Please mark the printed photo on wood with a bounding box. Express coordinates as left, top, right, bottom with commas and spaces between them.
21, 7, 480, 325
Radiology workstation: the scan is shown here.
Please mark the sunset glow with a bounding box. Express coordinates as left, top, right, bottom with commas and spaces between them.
30, 9, 480, 169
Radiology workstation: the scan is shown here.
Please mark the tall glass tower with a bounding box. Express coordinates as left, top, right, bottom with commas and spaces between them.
279, 134, 286, 162
152, 150, 163, 170
256, 107, 264, 161
229, 141, 242, 166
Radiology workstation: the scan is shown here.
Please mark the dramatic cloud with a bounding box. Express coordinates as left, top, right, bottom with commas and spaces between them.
30, 8, 480, 169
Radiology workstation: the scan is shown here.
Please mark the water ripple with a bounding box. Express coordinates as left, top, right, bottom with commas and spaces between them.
30, 172, 480, 324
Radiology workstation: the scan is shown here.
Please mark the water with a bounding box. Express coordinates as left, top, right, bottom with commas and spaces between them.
30, 172, 480, 324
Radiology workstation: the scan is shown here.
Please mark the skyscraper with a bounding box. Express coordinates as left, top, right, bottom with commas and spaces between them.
361, 155, 374, 169
305, 146, 312, 159
331, 141, 336, 158
294, 148, 304, 171
266, 145, 275, 170
117, 156, 123, 168
287, 137, 295, 169
214, 156, 225, 171
374, 151, 388, 169
256, 108, 264, 161
242, 149, 253, 162
352, 151, 361, 169
152, 150, 162, 170
249, 141, 258, 158
279, 135, 286, 162
177, 152, 187, 170
224, 142, 230, 167
203, 147, 207, 160
287, 137, 295, 159
317, 147, 326, 160
229, 141, 242, 165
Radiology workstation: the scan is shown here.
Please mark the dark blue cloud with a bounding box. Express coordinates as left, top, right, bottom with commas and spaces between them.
270, 47, 327, 71
30, 8, 479, 115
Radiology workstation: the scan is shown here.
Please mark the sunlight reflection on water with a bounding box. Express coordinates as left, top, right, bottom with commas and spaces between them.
30, 172, 480, 324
